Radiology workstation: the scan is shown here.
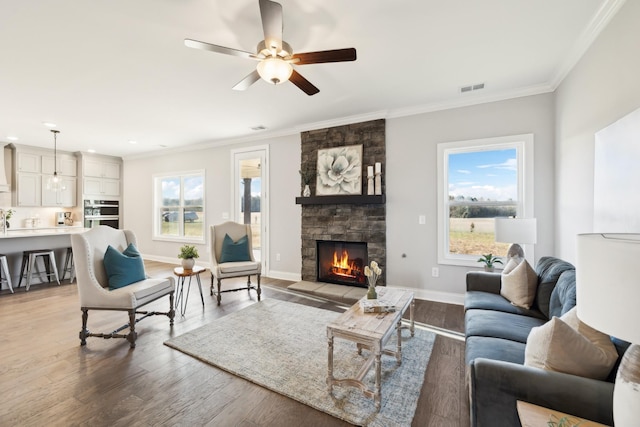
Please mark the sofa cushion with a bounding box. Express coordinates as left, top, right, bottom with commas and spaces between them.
500, 259, 538, 309
548, 270, 577, 318
524, 308, 618, 380
465, 291, 546, 319
465, 336, 526, 365
533, 257, 575, 318
465, 309, 547, 343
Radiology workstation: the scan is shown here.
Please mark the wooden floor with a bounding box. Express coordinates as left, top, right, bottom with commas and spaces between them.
0, 261, 469, 427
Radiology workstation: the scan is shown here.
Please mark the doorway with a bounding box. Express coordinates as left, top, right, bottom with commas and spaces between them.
231, 146, 268, 274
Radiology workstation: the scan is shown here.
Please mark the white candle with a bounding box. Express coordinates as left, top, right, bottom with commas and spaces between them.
367, 166, 374, 177
375, 162, 381, 174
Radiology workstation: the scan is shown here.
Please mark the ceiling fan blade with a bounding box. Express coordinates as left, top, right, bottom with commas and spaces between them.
184, 39, 256, 60
289, 70, 319, 96
232, 70, 261, 91
259, 0, 283, 52
291, 48, 357, 65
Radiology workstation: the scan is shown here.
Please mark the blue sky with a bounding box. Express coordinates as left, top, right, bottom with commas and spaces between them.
448, 148, 517, 201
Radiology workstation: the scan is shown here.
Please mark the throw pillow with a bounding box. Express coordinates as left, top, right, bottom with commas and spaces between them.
104, 243, 146, 290
219, 233, 251, 263
524, 308, 618, 380
502, 256, 524, 275
500, 259, 537, 309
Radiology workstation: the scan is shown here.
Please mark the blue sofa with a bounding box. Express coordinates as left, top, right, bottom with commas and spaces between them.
464, 256, 628, 427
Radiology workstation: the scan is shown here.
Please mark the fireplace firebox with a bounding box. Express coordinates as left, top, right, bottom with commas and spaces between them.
316, 240, 368, 287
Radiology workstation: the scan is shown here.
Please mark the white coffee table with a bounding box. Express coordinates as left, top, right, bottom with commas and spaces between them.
326, 287, 415, 410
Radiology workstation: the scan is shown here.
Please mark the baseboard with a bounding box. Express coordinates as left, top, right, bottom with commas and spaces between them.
268, 270, 302, 282
387, 285, 464, 306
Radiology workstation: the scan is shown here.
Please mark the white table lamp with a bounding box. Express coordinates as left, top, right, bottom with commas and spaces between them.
495, 217, 537, 259
577, 233, 640, 427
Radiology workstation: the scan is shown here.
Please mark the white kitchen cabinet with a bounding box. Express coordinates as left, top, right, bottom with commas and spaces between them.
42, 176, 76, 207
83, 177, 120, 197
17, 152, 41, 173
17, 174, 41, 206
42, 155, 77, 176
12, 144, 79, 207
84, 159, 120, 179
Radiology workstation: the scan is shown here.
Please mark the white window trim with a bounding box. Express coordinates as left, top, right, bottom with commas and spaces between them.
152, 169, 206, 244
436, 134, 534, 267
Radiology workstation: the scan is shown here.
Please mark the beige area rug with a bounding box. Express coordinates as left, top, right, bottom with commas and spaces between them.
164, 299, 435, 426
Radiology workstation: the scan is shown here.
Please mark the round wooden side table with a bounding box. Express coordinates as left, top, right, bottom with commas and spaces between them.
173, 265, 206, 316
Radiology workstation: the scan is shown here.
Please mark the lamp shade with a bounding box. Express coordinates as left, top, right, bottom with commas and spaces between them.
256, 57, 293, 85
576, 233, 640, 343
494, 218, 537, 244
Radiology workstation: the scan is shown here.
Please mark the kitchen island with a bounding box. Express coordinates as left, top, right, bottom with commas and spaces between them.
0, 226, 90, 292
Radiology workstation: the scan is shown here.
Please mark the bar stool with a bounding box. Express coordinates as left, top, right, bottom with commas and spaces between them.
62, 247, 75, 283
0, 254, 13, 293
18, 249, 60, 291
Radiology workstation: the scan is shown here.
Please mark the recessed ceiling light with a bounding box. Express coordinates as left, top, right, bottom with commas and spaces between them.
6, 136, 19, 141
42, 122, 57, 128
128, 140, 138, 144
87, 149, 96, 153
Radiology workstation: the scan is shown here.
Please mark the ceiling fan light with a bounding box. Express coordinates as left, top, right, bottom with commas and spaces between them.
257, 57, 293, 85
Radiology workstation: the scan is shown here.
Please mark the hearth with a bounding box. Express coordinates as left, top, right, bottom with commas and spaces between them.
316, 240, 368, 287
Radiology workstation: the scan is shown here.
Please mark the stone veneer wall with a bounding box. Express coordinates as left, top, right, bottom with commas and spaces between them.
300, 119, 386, 286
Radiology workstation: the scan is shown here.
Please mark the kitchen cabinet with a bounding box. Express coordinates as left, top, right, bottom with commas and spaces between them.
83, 177, 120, 197
81, 155, 122, 198
42, 176, 76, 207
12, 144, 79, 207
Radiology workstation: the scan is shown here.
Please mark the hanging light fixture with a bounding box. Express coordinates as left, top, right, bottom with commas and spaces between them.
47, 129, 65, 192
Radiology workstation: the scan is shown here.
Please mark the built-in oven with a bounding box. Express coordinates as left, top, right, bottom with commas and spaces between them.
84, 199, 120, 229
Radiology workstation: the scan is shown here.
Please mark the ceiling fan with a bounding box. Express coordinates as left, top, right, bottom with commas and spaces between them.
184, 0, 357, 96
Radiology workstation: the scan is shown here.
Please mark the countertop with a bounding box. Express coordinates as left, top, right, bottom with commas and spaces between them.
0, 226, 90, 239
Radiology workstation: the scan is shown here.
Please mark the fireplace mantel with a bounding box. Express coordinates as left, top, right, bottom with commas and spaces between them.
295, 195, 385, 205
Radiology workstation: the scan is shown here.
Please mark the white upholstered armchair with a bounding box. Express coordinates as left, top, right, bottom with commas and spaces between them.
209, 222, 261, 305
70, 226, 175, 348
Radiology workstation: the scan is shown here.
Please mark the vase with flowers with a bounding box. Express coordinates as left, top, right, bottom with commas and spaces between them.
364, 260, 382, 300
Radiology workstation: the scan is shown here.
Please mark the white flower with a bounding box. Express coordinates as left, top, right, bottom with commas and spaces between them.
365, 261, 382, 287
317, 147, 361, 194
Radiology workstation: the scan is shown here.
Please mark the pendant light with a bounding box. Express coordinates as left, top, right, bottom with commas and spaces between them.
47, 129, 65, 192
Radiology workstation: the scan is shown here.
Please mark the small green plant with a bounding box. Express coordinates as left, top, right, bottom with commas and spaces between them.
477, 253, 503, 269
2, 209, 14, 220
299, 169, 316, 185
178, 244, 199, 259
548, 414, 583, 427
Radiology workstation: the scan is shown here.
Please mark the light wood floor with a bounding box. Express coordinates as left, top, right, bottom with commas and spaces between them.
0, 261, 469, 426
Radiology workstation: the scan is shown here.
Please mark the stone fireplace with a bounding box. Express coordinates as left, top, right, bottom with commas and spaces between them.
298, 119, 386, 286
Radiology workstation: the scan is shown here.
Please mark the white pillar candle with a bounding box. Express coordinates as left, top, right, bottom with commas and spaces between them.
367, 165, 374, 177
375, 162, 381, 174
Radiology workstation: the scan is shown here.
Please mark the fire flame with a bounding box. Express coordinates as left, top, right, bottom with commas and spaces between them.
331, 250, 360, 278
333, 250, 351, 269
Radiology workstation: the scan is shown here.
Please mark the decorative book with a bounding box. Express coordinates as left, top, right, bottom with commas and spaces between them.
360, 299, 396, 313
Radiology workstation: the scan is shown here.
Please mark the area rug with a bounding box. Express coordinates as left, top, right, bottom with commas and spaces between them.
164, 299, 435, 426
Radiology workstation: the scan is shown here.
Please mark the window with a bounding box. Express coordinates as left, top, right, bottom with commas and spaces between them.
153, 170, 205, 242
437, 134, 533, 266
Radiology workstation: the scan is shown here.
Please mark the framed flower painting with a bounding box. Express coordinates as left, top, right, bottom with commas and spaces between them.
316, 144, 363, 196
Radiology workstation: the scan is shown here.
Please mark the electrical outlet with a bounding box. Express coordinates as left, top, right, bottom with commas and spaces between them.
419, 215, 426, 225
222, 212, 229, 219
432, 267, 439, 277
276, 253, 281, 261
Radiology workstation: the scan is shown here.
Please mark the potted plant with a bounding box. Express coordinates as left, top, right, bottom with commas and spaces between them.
299, 169, 316, 197
477, 253, 503, 272
178, 244, 199, 270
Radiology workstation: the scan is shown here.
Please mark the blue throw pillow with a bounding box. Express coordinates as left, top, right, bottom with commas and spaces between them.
104, 243, 146, 290
219, 233, 251, 263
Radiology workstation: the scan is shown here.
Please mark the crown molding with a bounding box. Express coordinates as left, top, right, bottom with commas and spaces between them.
550, 0, 627, 89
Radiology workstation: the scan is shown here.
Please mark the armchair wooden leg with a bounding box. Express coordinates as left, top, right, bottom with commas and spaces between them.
169, 291, 175, 326
257, 274, 261, 301
79, 308, 89, 346
210, 273, 214, 296
127, 310, 137, 348
217, 278, 222, 305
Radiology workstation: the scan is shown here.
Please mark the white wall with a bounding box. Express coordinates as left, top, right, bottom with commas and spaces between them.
555, 0, 640, 263
122, 134, 301, 278
386, 93, 555, 303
